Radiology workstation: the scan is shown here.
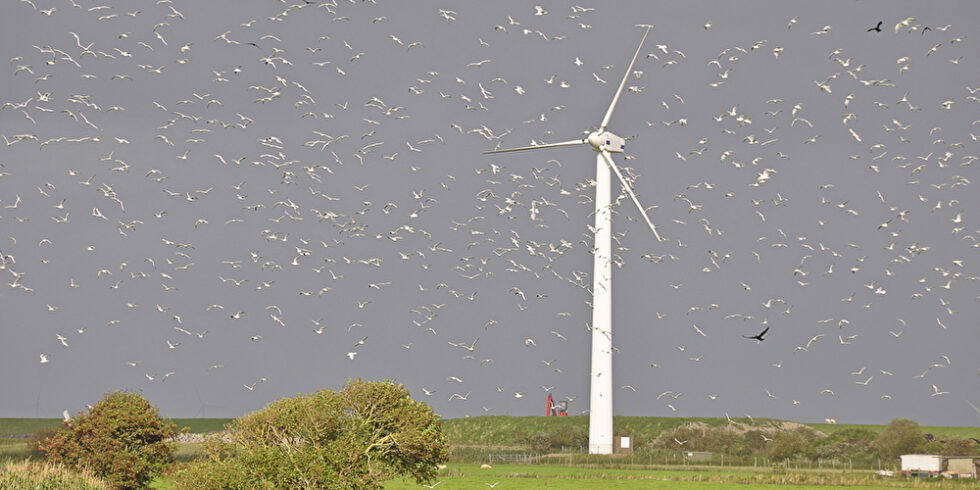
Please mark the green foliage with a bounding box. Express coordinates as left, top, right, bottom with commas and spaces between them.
174, 379, 450, 490
824, 427, 877, 444
527, 433, 552, 454
39, 391, 176, 490
813, 427, 876, 460
737, 430, 770, 456
652, 425, 755, 456
441, 415, 738, 448
807, 422, 980, 441
27, 427, 59, 460
940, 437, 978, 456
547, 424, 588, 450
0, 460, 110, 489
873, 418, 924, 460
699, 427, 741, 454
767, 427, 818, 460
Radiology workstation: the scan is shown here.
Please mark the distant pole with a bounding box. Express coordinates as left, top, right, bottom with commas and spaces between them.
588, 153, 613, 455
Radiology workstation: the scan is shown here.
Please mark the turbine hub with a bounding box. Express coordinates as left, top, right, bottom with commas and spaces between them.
587, 131, 626, 153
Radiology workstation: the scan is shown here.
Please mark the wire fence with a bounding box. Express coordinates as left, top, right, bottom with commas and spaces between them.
453, 446, 893, 472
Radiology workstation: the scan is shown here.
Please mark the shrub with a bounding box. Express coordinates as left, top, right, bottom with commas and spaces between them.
548, 425, 587, 450
40, 391, 176, 490
701, 426, 740, 454
873, 418, 924, 460
652, 425, 707, 451
528, 433, 552, 454
0, 460, 110, 489
174, 379, 450, 490
27, 427, 59, 460
767, 427, 818, 460
738, 430, 771, 456
815, 428, 876, 459
939, 437, 975, 456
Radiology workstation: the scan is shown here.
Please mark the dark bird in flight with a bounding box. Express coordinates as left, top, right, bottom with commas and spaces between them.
744, 326, 770, 342
867, 21, 883, 32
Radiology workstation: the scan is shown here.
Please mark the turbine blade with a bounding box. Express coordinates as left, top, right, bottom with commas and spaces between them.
599, 27, 651, 132
600, 150, 662, 242
483, 139, 587, 154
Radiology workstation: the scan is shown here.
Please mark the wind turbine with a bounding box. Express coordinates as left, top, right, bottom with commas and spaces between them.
485, 27, 661, 454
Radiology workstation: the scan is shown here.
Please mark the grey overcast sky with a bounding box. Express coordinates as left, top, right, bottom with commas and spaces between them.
1, 1, 978, 427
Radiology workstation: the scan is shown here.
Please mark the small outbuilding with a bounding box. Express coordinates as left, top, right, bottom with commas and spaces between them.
946, 456, 979, 479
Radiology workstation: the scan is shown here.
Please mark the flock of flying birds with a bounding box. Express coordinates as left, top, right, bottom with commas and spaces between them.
1, 1, 978, 424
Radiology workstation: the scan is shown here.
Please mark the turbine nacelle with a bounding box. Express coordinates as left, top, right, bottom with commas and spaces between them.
588, 131, 626, 153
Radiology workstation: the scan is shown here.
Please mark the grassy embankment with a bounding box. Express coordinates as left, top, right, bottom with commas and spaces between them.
5, 416, 980, 489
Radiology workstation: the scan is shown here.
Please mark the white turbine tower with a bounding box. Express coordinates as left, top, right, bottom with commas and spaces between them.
485, 27, 661, 454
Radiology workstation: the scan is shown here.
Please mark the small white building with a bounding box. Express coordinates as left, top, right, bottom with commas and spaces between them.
946, 456, 979, 479
900, 454, 943, 477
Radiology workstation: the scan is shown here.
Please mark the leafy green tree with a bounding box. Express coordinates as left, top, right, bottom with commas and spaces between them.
767, 427, 818, 460
873, 418, 924, 460
175, 379, 449, 490
701, 426, 740, 454
40, 391, 177, 490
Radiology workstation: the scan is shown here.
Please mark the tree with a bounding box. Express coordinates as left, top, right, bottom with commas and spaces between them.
767, 427, 818, 460
175, 379, 450, 490
40, 391, 177, 490
701, 426, 740, 454
873, 418, 924, 460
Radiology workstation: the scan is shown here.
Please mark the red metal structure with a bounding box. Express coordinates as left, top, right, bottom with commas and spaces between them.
546, 394, 568, 416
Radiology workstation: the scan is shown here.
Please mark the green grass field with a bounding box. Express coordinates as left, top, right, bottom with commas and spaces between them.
146, 463, 980, 489
378, 463, 978, 489
0, 418, 65, 438
0, 418, 233, 438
